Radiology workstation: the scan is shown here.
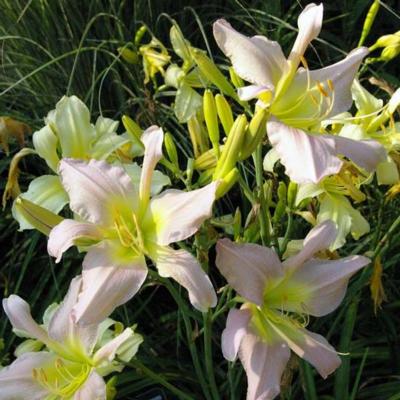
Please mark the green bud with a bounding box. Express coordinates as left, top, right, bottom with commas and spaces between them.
287, 181, 298, 209
369, 31, 400, 62
358, 0, 380, 46
229, 67, 244, 88
203, 90, 220, 156
191, 49, 237, 99
273, 200, 286, 224
194, 148, 218, 170
233, 207, 242, 240
213, 114, 247, 180
240, 107, 268, 160
277, 182, 287, 204
187, 115, 209, 158
215, 167, 239, 199
164, 132, 179, 167
134, 26, 147, 46
118, 47, 139, 64
122, 115, 144, 150
197, 168, 214, 187
14, 197, 63, 236
215, 94, 234, 136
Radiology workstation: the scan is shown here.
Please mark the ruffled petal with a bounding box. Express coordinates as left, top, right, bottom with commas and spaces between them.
283, 255, 370, 316
239, 333, 290, 400
216, 238, 283, 305
213, 19, 287, 88
0, 351, 54, 400
152, 246, 217, 312
58, 158, 137, 224
289, 3, 323, 61
238, 85, 273, 101
2, 296, 49, 343
12, 175, 68, 231
283, 220, 337, 272
267, 120, 343, 184
32, 125, 59, 172
139, 126, 164, 211
333, 135, 386, 172
48, 276, 99, 354
93, 328, 134, 365
149, 181, 218, 246
47, 219, 102, 263
221, 308, 251, 361
73, 370, 106, 400
269, 319, 341, 379
73, 241, 148, 324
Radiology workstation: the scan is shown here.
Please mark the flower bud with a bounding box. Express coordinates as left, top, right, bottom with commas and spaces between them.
118, 47, 139, 64
215, 94, 234, 135
194, 148, 218, 170
164, 132, 179, 168
233, 207, 242, 240
229, 67, 244, 88
135, 26, 147, 46
287, 181, 298, 209
203, 90, 220, 156
188, 115, 209, 158
369, 31, 400, 62
358, 0, 380, 46
13, 197, 63, 236
191, 49, 237, 99
215, 167, 239, 199
240, 108, 268, 160
122, 115, 144, 150
213, 114, 247, 180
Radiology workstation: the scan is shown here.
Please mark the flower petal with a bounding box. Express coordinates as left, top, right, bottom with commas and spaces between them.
238, 85, 273, 101
284, 255, 370, 316
153, 246, 217, 312
58, 158, 137, 224
93, 327, 134, 365
270, 319, 341, 378
267, 120, 343, 184
216, 238, 283, 305
238, 333, 290, 400
12, 175, 68, 231
48, 219, 102, 263
48, 276, 99, 354
289, 3, 323, 61
333, 135, 386, 173
149, 181, 218, 246
308, 47, 369, 117
0, 352, 54, 400
221, 308, 251, 361
73, 370, 106, 400
32, 125, 59, 172
53, 96, 96, 158
139, 126, 164, 211
73, 241, 148, 325
283, 220, 337, 272
213, 19, 287, 88
2, 296, 49, 343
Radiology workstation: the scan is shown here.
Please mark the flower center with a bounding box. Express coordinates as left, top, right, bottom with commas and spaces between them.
33, 358, 91, 399
113, 210, 144, 255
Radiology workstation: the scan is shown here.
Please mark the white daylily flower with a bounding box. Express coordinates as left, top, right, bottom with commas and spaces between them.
213, 4, 386, 183
47, 126, 218, 324
216, 221, 370, 400
0, 276, 142, 400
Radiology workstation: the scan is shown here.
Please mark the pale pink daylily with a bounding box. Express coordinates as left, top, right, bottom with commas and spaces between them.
216, 221, 370, 400
0, 276, 142, 400
47, 126, 218, 324
213, 4, 386, 183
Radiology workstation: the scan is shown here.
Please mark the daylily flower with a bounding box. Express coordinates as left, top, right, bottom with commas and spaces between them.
0, 276, 142, 400
216, 221, 369, 400
5, 96, 129, 230
213, 4, 386, 183
295, 165, 371, 249
47, 126, 218, 324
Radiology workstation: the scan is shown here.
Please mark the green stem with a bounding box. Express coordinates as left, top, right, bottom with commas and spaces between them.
203, 311, 221, 400
279, 210, 294, 258
300, 360, 318, 400
253, 144, 270, 246
163, 278, 213, 400
122, 358, 193, 400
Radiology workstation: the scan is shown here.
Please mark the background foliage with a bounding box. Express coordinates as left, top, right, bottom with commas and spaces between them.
1, 1, 400, 399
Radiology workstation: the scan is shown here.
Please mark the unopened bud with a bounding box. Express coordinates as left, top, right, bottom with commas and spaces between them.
240, 108, 268, 160
229, 67, 244, 88
215, 94, 234, 135
215, 168, 239, 199
187, 116, 209, 158
287, 181, 298, 209
122, 115, 144, 150
233, 207, 242, 240
192, 49, 237, 99
118, 47, 139, 64
369, 31, 400, 62
203, 90, 220, 156
194, 148, 218, 170
134, 26, 147, 46
13, 197, 63, 236
164, 132, 179, 167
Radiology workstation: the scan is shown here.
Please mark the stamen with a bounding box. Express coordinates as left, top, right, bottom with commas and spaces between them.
317, 81, 329, 97
327, 79, 334, 92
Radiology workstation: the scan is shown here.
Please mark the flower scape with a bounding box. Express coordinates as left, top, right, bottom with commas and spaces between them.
1, 2, 400, 399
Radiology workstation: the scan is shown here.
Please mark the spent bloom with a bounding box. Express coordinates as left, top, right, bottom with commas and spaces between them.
47, 126, 218, 324
216, 221, 369, 400
0, 276, 142, 400
213, 3, 386, 184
